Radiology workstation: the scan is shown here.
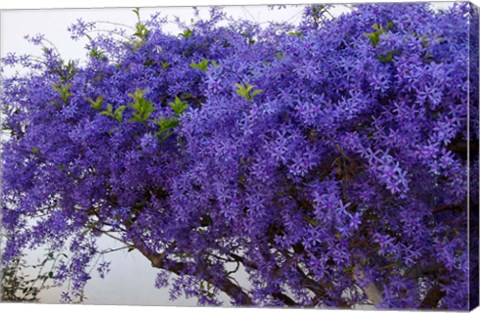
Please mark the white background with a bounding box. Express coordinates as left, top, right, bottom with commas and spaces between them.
1, 0, 479, 313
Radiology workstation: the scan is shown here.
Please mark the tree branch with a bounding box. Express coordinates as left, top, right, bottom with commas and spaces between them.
419, 284, 445, 309
271, 292, 297, 306
226, 252, 299, 306
136, 246, 253, 305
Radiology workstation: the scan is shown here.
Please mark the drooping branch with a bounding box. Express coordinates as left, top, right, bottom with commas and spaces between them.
93, 224, 254, 305
135, 245, 253, 305
229, 244, 350, 307
271, 292, 297, 306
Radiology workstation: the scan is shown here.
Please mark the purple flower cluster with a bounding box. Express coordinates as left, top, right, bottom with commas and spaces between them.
1, 3, 478, 309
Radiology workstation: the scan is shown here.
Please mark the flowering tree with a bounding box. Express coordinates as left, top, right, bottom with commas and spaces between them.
1, 3, 478, 309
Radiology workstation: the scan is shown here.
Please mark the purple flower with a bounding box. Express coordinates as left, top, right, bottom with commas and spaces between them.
1, 2, 475, 309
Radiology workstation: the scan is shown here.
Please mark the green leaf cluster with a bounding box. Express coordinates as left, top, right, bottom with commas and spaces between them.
377, 50, 400, 63
190, 59, 209, 72
132, 8, 141, 20
235, 82, 263, 103
131, 8, 148, 49
310, 5, 330, 25
50, 61, 77, 105
132, 22, 149, 49
169, 96, 189, 115
100, 104, 126, 122
364, 23, 388, 47
86, 96, 104, 110
89, 47, 107, 61
127, 88, 155, 122
364, 22, 394, 48
134, 23, 149, 41
274, 51, 284, 60
88, 96, 125, 123
364, 22, 400, 63
152, 96, 189, 141
53, 83, 73, 104
87, 88, 189, 140
180, 28, 193, 38
50, 60, 77, 83
287, 31, 302, 37
152, 118, 178, 141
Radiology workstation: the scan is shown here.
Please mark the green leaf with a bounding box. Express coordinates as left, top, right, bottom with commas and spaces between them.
153, 118, 178, 132
64, 61, 77, 81
180, 28, 193, 38
162, 61, 170, 70
365, 31, 381, 47
377, 50, 400, 63
364, 22, 393, 48
378, 54, 392, 63
130, 14, 148, 49
53, 83, 73, 104
132, 8, 141, 20
32, 147, 40, 155
153, 117, 179, 142
235, 82, 262, 103
134, 23, 148, 40
168, 97, 189, 115
128, 88, 147, 102
144, 58, 155, 67
86, 96, 104, 110
127, 88, 155, 122
251, 89, 263, 98
420, 35, 429, 48
190, 59, 209, 72
114, 105, 126, 122
89, 48, 106, 61
287, 31, 302, 37
100, 111, 113, 117
100, 104, 116, 119
364, 24, 386, 48
274, 51, 284, 60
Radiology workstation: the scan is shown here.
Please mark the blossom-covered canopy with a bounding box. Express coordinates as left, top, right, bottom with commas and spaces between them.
1, 3, 478, 309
